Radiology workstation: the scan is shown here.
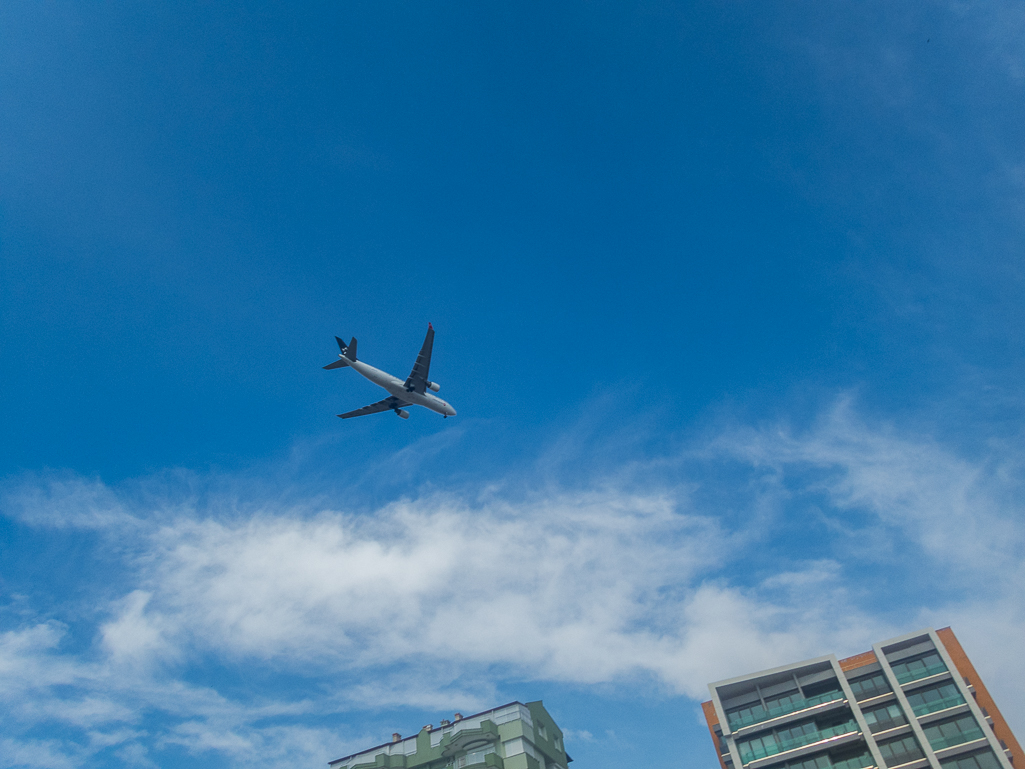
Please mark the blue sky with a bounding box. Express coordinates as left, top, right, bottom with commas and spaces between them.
2, 2, 1024, 767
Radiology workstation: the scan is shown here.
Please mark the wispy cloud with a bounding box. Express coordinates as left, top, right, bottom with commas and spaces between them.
1, 397, 1023, 765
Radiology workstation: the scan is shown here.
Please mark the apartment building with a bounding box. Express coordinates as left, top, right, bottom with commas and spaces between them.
702, 628, 1020, 769
329, 701, 570, 769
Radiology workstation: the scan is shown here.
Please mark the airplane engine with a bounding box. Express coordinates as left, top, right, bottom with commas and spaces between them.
426, 381, 440, 392
395, 409, 410, 419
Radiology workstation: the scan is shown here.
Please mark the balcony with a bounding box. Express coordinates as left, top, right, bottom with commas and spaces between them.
894, 663, 947, 685
927, 729, 984, 752
830, 754, 876, 769
739, 722, 860, 764
728, 691, 846, 731
910, 694, 965, 718
455, 752, 503, 769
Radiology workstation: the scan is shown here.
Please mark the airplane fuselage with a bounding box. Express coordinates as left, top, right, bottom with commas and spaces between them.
347, 358, 457, 417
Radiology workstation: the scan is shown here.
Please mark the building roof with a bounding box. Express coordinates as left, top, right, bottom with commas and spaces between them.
328, 700, 527, 767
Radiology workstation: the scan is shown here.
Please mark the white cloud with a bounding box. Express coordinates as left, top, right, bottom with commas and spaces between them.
2, 475, 138, 531
716, 398, 1025, 571
120, 487, 884, 698
2, 398, 1023, 763
712, 398, 1025, 725
0, 738, 80, 769
101, 591, 179, 668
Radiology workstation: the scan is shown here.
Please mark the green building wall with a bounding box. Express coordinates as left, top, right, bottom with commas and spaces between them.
331, 701, 569, 769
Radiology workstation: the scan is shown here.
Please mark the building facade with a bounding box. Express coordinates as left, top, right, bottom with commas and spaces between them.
329, 701, 570, 769
702, 628, 1021, 769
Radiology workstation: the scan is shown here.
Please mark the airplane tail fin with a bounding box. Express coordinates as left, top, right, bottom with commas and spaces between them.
323, 335, 357, 369
334, 335, 357, 361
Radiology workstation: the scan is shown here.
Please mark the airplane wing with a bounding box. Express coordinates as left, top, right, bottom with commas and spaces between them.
403, 323, 435, 394
338, 396, 410, 419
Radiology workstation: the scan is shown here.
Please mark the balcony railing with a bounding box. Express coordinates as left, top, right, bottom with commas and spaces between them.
927, 728, 984, 751
894, 662, 947, 684
867, 716, 906, 734
830, 754, 876, 769
728, 691, 845, 730
910, 694, 965, 717
739, 722, 859, 764
455, 750, 502, 769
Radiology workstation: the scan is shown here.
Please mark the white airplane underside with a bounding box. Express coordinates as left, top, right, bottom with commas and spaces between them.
323, 324, 456, 420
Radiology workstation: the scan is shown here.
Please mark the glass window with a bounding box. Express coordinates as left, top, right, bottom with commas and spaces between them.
727, 686, 844, 731
829, 750, 875, 769
803, 680, 842, 699
939, 748, 1002, 769
861, 702, 907, 733
766, 689, 802, 711
728, 701, 768, 729
738, 732, 780, 761
877, 735, 924, 767
923, 713, 984, 751
847, 673, 890, 701
904, 682, 965, 716
766, 749, 873, 769
777, 720, 818, 744
738, 717, 858, 762
784, 755, 832, 769
890, 652, 948, 684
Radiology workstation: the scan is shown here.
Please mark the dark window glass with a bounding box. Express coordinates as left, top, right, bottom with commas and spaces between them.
829, 750, 875, 769
923, 713, 984, 751
803, 680, 842, 698
727, 700, 767, 729
727, 686, 844, 729
878, 735, 924, 767
765, 749, 873, 769
738, 732, 779, 762
848, 673, 890, 700
904, 682, 965, 716
861, 702, 906, 733
784, 755, 831, 769
938, 748, 1002, 769
890, 652, 947, 683
737, 716, 858, 763
765, 689, 802, 711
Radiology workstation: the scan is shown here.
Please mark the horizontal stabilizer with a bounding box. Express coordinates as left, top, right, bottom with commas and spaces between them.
323, 358, 349, 369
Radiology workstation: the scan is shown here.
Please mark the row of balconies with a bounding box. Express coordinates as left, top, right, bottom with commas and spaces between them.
725, 685, 993, 769
727, 655, 951, 735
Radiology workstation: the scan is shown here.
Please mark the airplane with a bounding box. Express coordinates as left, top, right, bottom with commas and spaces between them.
323, 324, 457, 420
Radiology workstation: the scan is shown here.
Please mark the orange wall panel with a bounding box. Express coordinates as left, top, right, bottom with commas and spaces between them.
937, 626, 1022, 766
838, 650, 878, 672
702, 700, 729, 769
